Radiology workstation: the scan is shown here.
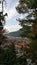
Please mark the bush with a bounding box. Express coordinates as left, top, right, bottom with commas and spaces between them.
0, 45, 16, 65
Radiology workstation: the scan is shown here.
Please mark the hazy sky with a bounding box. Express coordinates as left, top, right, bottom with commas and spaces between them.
4, 0, 22, 32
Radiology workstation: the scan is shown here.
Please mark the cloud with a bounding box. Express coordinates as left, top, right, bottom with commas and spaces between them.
4, 0, 21, 32
6, 7, 17, 20
4, 1, 19, 21
4, 25, 22, 32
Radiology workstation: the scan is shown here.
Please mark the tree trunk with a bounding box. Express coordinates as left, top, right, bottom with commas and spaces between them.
32, 11, 37, 36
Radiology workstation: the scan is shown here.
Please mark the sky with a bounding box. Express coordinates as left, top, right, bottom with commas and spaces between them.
4, 0, 22, 32
0, 0, 34, 32
1, 0, 31, 33
4, 0, 30, 32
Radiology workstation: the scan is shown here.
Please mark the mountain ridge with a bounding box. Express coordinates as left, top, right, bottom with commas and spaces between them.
5, 29, 21, 37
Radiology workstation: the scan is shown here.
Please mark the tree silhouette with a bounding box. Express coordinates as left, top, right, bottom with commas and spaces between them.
0, 1, 16, 65
16, 0, 37, 64
16, 0, 37, 38
0, 0, 7, 45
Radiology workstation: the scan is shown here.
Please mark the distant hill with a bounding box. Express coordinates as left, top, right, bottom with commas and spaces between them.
5, 29, 21, 37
